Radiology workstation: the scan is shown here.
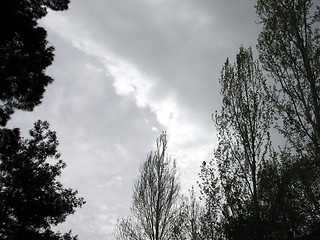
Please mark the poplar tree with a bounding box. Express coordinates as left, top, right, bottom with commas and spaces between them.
115, 133, 180, 240
201, 47, 273, 240
256, 0, 320, 237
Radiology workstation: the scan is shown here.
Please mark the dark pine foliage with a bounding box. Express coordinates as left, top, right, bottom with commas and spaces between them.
0, 1, 85, 239
0, 120, 85, 240
0, 0, 70, 126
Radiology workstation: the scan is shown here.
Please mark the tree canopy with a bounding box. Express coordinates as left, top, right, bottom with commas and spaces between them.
0, 1, 85, 239
115, 133, 181, 240
199, 47, 273, 240
198, 1, 320, 240
0, 120, 85, 240
0, 0, 70, 126
255, 0, 320, 238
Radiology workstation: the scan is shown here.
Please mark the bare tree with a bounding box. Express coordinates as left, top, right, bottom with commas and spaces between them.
115, 133, 180, 240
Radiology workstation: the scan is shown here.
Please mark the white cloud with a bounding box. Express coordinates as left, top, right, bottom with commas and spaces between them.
43, 12, 204, 145
151, 126, 159, 132
106, 59, 154, 108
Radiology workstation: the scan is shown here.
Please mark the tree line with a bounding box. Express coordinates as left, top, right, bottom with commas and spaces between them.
116, 0, 320, 239
1, 0, 319, 239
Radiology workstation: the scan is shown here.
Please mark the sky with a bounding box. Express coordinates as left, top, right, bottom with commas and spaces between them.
8, 0, 261, 239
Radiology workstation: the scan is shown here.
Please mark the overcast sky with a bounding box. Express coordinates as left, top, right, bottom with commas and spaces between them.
8, 0, 261, 239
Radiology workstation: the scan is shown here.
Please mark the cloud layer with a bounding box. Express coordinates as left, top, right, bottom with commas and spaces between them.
9, 0, 261, 239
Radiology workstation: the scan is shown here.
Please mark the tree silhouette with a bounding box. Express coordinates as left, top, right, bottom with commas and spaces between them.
199, 1, 320, 239
115, 133, 180, 240
0, 1, 86, 239
256, 0, 320, 238
0, 120, 85, 240
200, 47, 274, 240
0, 0, 70, 126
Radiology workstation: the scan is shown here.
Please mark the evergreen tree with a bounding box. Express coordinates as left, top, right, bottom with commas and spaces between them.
0, 0, 70, 126
0, 120, 85, 240
0, 2, 85, 239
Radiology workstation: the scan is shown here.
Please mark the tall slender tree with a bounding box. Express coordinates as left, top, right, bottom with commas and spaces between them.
256, 0, 320, 237
198, 162, 222, 240
201, 47, 274, 240
256, 0, 320, 155
115, 133, 180, 240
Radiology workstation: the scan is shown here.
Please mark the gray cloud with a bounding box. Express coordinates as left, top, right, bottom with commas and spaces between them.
9, 1, 261, 239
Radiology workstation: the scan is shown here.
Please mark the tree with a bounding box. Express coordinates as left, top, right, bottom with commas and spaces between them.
0, 0, 70, 126
183, 188, 201, 240
200, 47, 274, 240
0, 120, 85, 240
171, 187, 202, 240
257, 150, 316, 240
115, 133, 180, 240
256, 0, 320, 155
256, 0, 320, 237
256, 0, 320, 161
0, 1, 85, 239
198, 161, 222, 240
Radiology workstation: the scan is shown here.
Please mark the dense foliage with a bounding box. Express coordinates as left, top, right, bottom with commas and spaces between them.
0, 121, 85, 240
0, 0, 70, 126
0, 1, 84, 239
199, 1, 320, 240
